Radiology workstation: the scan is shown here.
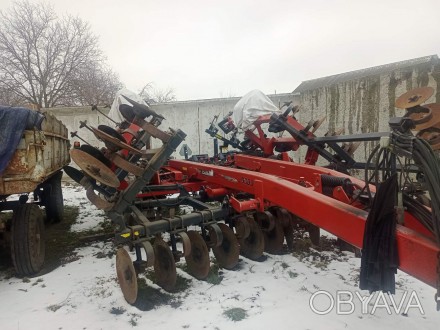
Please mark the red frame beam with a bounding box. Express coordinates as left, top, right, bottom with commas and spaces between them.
169, 159, 440, 289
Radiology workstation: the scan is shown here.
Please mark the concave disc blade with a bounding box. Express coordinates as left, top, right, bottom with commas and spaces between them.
91, 126, 142, 155
97, 125, 127, 143
116, 248, 138, 304
63, 165, 85, 185
264, 209, 286, 254
119, 104, 135, 123
70, 149, 119, 187
212, 223, 240, 270
185, 231, 210, 279
79, 144, 112, 168
238, 216, 265, 260
410, 103, 440, 130
395, 87, 434, 109
121, 95, 164, 119
153, 238, 177, 291
417, 128, 440, 150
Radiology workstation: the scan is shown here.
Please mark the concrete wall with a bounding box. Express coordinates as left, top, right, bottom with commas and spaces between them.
45, 93, 296, 158
46, 59, 440, 169
297, 60, 440, 162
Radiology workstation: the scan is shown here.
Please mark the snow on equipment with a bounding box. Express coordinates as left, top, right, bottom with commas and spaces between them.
66, 88, 440, 310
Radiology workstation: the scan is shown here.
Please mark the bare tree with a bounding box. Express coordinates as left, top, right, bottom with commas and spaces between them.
63, 61, 123, 106
0, 1, 106, 108
138, 82, 177, 103
0, 85, 23, 106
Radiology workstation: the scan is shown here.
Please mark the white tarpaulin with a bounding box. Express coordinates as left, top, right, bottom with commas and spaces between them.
108, 88, 149, 123
232, 90, 281, 130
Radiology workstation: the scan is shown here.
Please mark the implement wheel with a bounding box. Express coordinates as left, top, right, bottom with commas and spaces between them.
185, 231, 210, 280
212, 223, 240, 270
11, 204, 45, 276
239, 216, 265, 260
153, 238, 177, 291
44, 171, 64, 223
116, 248, 138, 304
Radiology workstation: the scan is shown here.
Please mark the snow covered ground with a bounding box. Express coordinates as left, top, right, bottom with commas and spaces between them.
1, 185, 439, 330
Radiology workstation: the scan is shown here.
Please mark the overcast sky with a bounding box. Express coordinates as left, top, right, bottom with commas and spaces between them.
1, 0, 439, 100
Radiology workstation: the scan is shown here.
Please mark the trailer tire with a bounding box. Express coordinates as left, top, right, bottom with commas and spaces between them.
11, 204, 45, 276
44, 171, 64, 223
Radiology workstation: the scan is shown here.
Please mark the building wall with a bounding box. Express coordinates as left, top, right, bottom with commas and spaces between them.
297, 61, 440, 162
45, 93, 296, 159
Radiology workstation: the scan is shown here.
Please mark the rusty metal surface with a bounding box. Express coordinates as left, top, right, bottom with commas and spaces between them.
116, 248, 138, 304
153, 237, 177, 291
80, 145, 112, 168
70, 149, 119, 188
184, 230, 210, 280
108, 153, 143, 176
86, 187, 114, 211
417, 128, 440, 150
97, 125, 126, 143
0, 112, 70, 195
140, 148, 161, 159
410, 103, 440, 130
212, 223, 240, 270
135, 118, 171, 143
177, 231, 191, 257
91, 126, 142, 155
395, 87, 434, 109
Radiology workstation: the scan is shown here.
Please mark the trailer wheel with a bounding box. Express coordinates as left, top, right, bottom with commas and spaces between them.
44, 171, 64, 223
11, 204, 45, 276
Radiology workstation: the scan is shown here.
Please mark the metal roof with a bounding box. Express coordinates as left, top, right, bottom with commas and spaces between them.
293, 55, 439, 93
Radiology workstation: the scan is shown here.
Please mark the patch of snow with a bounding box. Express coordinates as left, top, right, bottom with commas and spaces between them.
1, 185, 439, 329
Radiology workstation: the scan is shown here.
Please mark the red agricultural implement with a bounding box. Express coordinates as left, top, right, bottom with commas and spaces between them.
65, 88, 440, 310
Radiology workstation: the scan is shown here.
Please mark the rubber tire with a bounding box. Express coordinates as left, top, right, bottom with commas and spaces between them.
11, 204, 45, 276
44, 171, 64, 223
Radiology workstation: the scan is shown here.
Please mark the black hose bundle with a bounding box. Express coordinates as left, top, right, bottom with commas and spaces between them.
360, 173, 398, 294
411, 138, 440, 244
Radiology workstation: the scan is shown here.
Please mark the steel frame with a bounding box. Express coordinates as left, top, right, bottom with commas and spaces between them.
168, 157, 440, 289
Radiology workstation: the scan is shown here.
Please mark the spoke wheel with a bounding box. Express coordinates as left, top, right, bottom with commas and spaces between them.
153, 238, 177, 291
238, 217, 265, 260
212, 223, 240, 269
185, 231, 210, 280
116, 248, 138, 304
